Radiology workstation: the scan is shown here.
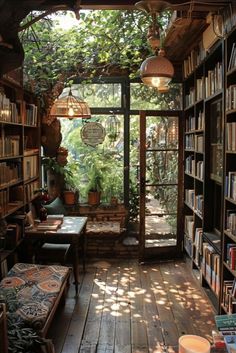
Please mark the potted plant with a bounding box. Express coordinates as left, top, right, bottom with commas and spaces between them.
63, 161, 79, 205
42, 156, 79, 205
87, 166, 103, 206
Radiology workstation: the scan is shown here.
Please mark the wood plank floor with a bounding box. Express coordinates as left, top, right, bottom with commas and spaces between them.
48, 259, 216, 353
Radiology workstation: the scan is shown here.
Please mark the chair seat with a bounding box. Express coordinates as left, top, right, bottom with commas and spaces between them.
36, 243, 71, 264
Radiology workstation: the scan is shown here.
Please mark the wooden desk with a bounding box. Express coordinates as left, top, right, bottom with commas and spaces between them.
24, 217, 87, 294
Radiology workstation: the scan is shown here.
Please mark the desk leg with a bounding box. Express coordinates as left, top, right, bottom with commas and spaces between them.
73, 242, 79, 295
81, 231, 86, 273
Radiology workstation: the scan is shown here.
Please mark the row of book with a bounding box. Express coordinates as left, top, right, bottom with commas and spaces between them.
25, 180, 40, 203
0, 91, 21, 123
0, 91, 38, 126
185, 134, 204, 152
0, 161, 22, 187
195, 134, 204, 152
185, 62, 222, 106
0, 135, 20, 157
186, 112, 205, 132
202, 242, 220, 296
193, 228, 203, 267
185, 155, 195, 175
226, 122, 236, 151
0, 190, 22, 216
185, 133, 195, 150
222, 280, 236, 314
23, 155, 39, 181
205, 62, 223, 98
225, 172, 236, 201
185, 189, 195, 208
185, 157, 204, 180
226, 243, 236, 271
196, 77, 204, 101
226, 211, 236, 236
196, 161, 204, 180
25, 103, 38, 127
184, 215, 194, 239
185, 87, 195, 107
226, 85, 236, 112
228, 42, 236, 72
183, 42, 206, 78
195, 194, 203, 216
222, 3, 236, 35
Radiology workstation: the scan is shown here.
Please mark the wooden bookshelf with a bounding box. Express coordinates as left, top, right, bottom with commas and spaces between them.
183, 39, 224, 311
0, 72, 41, 271
221, 26, 236, 314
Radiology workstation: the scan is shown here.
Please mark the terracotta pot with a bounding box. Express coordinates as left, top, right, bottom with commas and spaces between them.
64, 190, 78, 205
88, 191, 101, 206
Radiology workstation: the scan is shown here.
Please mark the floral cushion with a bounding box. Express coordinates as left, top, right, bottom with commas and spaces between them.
0, 263, 70, 330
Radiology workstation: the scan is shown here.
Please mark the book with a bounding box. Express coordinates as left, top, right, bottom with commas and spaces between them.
215, 314, 236, 332
224, 335, 236, 353
47, 214, 64, 221
36, 219, 62, 231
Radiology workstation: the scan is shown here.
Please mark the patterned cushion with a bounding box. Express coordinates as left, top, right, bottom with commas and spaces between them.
0, 263, 69, 330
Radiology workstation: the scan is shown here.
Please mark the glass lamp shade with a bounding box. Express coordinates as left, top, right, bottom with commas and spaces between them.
50, 90, 91, 119
140, 53, 174, 89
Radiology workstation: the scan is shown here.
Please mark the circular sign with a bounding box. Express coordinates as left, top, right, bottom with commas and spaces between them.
81, 122, 106, 147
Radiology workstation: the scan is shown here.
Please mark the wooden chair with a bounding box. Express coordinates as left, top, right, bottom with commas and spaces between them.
35, 242, 71, 266
0, 303, 8, 353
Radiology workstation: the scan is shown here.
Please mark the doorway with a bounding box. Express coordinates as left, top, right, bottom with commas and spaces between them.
139, 110, 183, 262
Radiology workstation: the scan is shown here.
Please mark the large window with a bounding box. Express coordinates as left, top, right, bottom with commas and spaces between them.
60, 79, 182, 209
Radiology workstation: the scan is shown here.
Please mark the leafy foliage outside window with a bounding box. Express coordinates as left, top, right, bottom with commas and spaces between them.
60, 116, 124, 203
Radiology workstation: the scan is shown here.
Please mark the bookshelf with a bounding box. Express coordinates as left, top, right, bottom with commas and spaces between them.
0, 74, 41, 277
183, 40, 224, 311
221, 26, 236, 314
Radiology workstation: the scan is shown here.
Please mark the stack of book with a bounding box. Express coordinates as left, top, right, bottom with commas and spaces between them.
36, 218, 63, 231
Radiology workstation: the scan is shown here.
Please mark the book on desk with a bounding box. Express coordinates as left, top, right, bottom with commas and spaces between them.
35, 218, 63, 231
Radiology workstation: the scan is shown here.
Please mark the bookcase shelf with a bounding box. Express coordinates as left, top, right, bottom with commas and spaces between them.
0, 73, 41, 276
183, 35, 224, 312
183, 26, 236, 314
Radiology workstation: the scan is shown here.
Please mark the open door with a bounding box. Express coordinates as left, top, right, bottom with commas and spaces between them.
139, 110, 183, 262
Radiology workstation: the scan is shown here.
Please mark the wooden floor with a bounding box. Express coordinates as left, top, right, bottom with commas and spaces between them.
48, 259, 216, 353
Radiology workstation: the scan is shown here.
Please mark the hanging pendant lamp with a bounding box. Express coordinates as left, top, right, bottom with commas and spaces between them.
135, 0, 174, 92
140, 48, 174, 91
50, 88, 91, 119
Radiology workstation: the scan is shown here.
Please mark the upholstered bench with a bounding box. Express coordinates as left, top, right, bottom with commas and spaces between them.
0, 263, 71, 338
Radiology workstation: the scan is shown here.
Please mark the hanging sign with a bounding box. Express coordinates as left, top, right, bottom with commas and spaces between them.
81, 122, 106, 147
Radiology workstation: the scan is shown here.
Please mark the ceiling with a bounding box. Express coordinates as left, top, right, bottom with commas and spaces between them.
0, 0, 234, 78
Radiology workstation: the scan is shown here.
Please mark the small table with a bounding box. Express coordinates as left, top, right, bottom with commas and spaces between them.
24, 216, 87, 294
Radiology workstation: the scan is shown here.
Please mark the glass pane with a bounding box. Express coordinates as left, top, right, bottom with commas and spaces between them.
145, 215, 177, 247
130, 115, 140, 180
146, 185, 178, 215
146, 151, 178, 184
60, 115, 124, 203
146, 116, 178, 149
71, 83, 121, 108
145, 185, 177, 247
130, 83, 182, 110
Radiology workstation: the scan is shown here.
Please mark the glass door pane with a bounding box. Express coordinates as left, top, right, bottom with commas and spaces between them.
139, 112, 182, 261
